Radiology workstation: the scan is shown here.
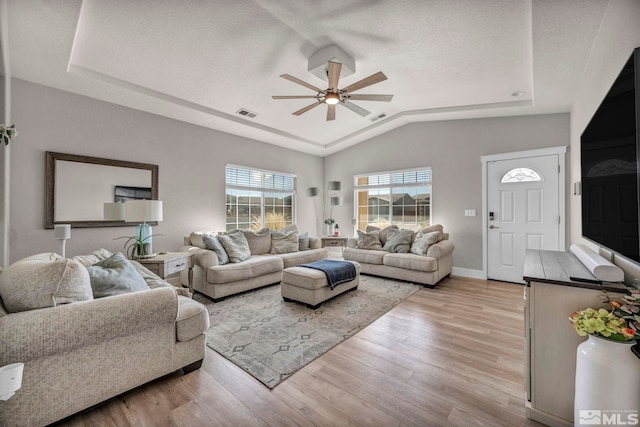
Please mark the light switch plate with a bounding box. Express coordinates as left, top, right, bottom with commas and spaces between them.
465, 209, 477, 217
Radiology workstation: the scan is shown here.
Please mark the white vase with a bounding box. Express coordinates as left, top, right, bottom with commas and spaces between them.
326, 224, 334, 236
574, 334, 640, 424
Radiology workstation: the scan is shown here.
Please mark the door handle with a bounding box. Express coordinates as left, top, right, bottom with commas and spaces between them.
489, 225, 500, 229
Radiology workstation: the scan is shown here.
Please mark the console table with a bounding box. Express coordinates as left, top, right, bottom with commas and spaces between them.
137, 252, 195, 294
523, 250, 627, 427
321, 236, 348, 253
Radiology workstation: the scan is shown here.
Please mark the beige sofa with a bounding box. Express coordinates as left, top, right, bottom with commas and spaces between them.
180, 227, 328, 301
0, 250, 210, 427
342, 224, 454, 287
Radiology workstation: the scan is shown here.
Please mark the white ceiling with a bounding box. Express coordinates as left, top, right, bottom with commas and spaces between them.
5, 0, 609, 156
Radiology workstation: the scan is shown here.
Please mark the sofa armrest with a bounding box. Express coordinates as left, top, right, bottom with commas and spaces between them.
0, 287, 178, 363
180, 245, 219, 269
309, 237, 321, 249
426, 239, 455, 258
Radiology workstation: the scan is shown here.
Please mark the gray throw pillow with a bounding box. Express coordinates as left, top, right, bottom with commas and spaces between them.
86, 252, 149, 298
356, 230, 383, 250
410, 231, 443, 255
366, 225, 399, 245
218, 232, 252, 262
203, 235, 230, 265
383, 229, 415, 253
240, 228, 271, 255
298, 232, 310, 251
270, 231, 299, 254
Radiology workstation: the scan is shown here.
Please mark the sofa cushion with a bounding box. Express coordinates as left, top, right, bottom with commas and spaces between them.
176, 295, 210, 342
0, 253, 93, 313
189, 231, 216, 249
343, 248, 386, 265
298, 232, 310, 251
206, 255, 283, 284
240, 228, 271, 255
413, 224, 444, 243
270, 231, 299, 254
383, 229, 414, 253
279, 248, 328, 268
218, 232, 252, 263
410, 231, 443, 255
366, 225, 399, 245
356, 230, 383, 250
86, 252, 150, 298
280, 224, 298, 234
383, 253, 438, 272
70, 248, 114, 267
203, 235, 230, 264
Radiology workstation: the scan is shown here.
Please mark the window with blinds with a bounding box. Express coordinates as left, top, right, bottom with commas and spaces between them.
225, 165, 296, 231
354, 168, 431, 231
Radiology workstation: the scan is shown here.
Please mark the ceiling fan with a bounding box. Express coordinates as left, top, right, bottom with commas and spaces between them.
272, 61, 393, 121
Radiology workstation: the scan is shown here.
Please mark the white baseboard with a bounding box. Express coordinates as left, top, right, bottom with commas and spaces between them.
451, 267, 486, 280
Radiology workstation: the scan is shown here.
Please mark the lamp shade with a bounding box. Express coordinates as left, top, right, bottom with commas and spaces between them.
103, 202, 125, 220
330, 196, 342, 206
328, 181, 342, 191
124, 200, 163, 223
307, 187, 319, 197
54, 224, 71, 240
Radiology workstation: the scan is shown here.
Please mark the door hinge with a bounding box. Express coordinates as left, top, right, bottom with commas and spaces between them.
558, 215, 561, 224
558, 165, 561, 173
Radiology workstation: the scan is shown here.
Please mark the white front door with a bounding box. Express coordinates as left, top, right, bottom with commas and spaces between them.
487, 154, 561, 283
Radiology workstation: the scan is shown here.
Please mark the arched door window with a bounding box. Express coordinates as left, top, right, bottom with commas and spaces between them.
501, 168, 542, 183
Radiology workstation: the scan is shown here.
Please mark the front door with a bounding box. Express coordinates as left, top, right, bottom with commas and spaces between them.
487, 154, 561, 283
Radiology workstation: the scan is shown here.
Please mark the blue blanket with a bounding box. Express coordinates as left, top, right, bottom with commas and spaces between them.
298, 260, 357, 290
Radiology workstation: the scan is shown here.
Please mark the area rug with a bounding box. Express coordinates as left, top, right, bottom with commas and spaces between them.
194, 275, 420, 388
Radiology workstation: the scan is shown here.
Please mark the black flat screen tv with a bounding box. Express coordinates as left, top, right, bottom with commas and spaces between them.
581, 47, 640, 263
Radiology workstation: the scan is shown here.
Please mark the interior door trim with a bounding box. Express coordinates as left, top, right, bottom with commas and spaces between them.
481, 146, 567, 280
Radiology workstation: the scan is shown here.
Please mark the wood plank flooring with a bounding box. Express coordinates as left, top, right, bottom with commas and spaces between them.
56, 276, 544, 427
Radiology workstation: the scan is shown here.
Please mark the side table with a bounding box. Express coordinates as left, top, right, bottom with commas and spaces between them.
321, 236, 349, 253
137, 252, 195, 295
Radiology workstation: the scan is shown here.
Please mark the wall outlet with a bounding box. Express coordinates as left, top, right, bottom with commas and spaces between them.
465, 209, 477, 217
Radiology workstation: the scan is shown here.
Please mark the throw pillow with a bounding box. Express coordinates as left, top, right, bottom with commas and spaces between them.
366, 224, 399, 245
270, 231, 299, 254
218, 232, 252, 262
280, 224, 299, 234
356, 230, 383, 250
86, 252, 150, 298
298, 232, 310, 251
71, 248, 114, 267
189, 231, 216, 249
203, 235, 230, 264
410, 231, 443, 255
240, 228, 271, 255
383, 229, 415, 253
0, 253, 93, 313
413, 224, 444, 243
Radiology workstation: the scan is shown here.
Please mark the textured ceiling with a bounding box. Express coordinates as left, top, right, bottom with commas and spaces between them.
5, 0, 609, 156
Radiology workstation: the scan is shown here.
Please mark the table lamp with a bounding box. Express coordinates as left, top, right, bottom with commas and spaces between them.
54, 224, 71, 258
124, 200, 163, 257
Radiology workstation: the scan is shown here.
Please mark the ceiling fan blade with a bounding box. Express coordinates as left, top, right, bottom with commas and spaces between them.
346, 94, 393, 102
272, 95, 320, 99
340, 100, 371, 117
327, 104, 336, 121
280, 74, 323, 93
293, 101, 323, 116
342, 71, 388, 94
327, 61, 342, 91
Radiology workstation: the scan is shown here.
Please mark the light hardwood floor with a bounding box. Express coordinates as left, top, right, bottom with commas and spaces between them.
57, 276, 544, 427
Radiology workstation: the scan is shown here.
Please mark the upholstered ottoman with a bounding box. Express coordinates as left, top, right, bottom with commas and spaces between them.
281, 261, 360, 309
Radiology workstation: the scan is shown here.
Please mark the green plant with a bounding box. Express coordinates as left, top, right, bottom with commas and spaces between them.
114, 232, 162, 259
324, 218, 335, 225
569, 288, 640, 341
0, 124, 17, 146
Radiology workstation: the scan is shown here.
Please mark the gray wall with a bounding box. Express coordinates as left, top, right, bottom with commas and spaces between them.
7, 79, 323, 263
569, 0, 640, 279
323, 114, 570, 272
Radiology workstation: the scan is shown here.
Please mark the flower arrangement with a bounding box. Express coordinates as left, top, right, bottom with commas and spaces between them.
324, 218, 335, 225
0, 124, 18, 146
569, 288, 640, 342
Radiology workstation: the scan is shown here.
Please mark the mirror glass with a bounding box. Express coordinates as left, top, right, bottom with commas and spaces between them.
45, 152, 159, 228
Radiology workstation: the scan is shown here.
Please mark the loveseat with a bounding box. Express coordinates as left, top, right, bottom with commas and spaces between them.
0, 250, 210, 427
342, 224, 454, 287
180, 226, 328, 301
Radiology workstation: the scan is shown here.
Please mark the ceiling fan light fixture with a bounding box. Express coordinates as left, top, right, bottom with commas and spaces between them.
324, 93, 340, 105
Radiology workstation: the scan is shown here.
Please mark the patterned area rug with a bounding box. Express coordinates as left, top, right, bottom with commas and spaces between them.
195, 275, 420, 388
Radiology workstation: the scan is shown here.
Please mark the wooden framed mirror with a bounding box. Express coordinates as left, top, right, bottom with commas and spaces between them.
45, 152, 159, 228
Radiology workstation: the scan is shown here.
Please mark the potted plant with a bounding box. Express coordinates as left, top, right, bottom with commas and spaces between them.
324, 218, 335, 236
0, 124, 18, 146
569, 287, 640, 420
115, 232, 161, 259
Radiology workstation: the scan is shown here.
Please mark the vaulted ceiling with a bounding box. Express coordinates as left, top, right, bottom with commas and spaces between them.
5, 0, 609, 156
